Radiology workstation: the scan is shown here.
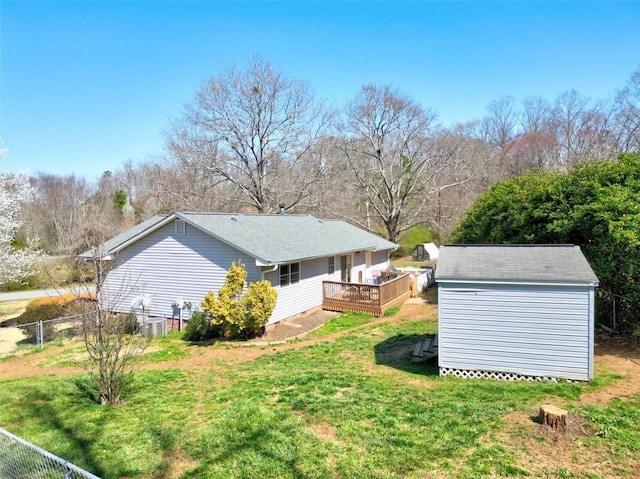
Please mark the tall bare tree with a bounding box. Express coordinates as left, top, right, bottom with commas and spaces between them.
614, 67, 640, 153
164, 57, 331, 213
338, 85, 464, 242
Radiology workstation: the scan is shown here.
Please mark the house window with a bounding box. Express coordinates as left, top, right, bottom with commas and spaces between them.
280, 262, 300, 286
327, 256, 335, 275
175, 219, 186, 236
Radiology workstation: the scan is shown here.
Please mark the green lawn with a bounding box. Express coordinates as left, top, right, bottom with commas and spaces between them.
0, 313, 638, 479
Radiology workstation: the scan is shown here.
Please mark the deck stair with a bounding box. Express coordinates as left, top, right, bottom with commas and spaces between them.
412, 334, 438, 362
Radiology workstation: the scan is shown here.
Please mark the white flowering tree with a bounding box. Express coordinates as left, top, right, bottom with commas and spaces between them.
0, 150, 39, 285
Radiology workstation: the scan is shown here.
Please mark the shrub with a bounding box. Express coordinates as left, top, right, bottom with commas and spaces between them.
18, 293, 95, 320
200, 261, 278, 340
15, 294, 96, 342
241, 281, 278, 337
16, 302, 66, 325
183, 311, 214, 342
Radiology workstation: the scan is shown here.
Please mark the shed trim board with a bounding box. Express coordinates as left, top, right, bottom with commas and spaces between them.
435, 245, 598, 382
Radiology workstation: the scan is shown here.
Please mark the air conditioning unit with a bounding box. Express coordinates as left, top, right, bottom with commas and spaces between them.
140, 318, 167, 338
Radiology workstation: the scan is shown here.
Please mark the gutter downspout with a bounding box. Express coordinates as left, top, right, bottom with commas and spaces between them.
261, 264, 279, 281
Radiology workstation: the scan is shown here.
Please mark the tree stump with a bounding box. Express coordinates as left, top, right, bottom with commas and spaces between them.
538, 404, 568, 430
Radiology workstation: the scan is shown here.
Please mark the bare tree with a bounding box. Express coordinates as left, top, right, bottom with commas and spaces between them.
513, 96, 557, 171
613, 67, 640, 153
164, 56, 331, 213
338, 84, 464, 242
26, 173, 128, 254
481, 96, 518, 151
79, 249, 149, 405
423, 127, 491, 242
550, 90, 600, 167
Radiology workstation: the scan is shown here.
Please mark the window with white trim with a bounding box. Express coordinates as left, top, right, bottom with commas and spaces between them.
175, 219, 186, 235
327, 256, 335, 275
280, 262, 300, 286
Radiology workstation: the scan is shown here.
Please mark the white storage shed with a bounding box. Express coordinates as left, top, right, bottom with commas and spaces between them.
435, 245, 599, 381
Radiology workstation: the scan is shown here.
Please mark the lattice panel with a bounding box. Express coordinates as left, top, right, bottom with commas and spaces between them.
439, 368, 559, 382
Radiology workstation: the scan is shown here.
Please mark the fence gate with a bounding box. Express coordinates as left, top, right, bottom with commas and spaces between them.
0, 427, 101, 479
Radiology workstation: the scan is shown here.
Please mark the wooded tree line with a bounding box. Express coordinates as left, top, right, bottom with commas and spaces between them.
17, 58, 640, 254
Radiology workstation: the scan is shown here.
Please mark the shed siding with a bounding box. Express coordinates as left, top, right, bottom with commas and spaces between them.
102, 222, 258, 319
438, 283, 592, 380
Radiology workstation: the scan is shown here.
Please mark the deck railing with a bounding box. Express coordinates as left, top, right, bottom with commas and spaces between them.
322, 273, 412, 316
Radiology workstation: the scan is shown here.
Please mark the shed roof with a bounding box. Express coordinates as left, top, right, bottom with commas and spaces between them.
80, 212, 397, 265
435, 245, 599, 286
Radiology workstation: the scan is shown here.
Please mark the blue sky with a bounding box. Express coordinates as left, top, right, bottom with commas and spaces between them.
2, 1, 639, 180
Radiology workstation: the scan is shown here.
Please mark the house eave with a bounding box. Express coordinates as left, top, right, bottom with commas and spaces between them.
256, 246, 396, 266
109, 214, 177, 256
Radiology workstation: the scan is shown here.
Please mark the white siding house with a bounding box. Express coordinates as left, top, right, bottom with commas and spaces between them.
435, 245, 599, 381
81, 213, 397, 325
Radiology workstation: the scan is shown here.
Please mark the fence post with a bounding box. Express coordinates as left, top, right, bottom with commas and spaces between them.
38, 321, 44, 347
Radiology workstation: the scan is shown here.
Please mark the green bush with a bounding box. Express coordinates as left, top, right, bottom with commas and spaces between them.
201, 262, 278, 340
183, 311, 214, 342
15, 295, 96, 343
15, 303, 64, 342
15, 303, 66, 325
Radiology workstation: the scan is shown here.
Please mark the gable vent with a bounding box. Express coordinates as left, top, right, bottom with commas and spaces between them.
175, 219, 186, 235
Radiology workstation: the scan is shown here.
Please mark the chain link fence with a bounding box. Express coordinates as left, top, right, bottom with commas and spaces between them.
596, 290, 640, 344
0, 427, 101, 479
1, 314, 168, 357
0, 315, 83, 357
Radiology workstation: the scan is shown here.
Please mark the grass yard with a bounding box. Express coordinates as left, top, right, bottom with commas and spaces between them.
0, 299, 639, 479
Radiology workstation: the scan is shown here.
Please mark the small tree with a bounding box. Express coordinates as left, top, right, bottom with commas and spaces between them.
79, 250, 149, 405
200, 261, 278, 339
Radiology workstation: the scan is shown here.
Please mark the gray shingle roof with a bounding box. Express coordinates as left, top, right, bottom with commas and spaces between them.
78, 214, 168, 259
82, 212, 397, 264
181, 213, 396, 263
435, 245, 599, 285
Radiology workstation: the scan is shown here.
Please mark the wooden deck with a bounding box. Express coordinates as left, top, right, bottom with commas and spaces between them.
322, 273, 412, 316
413, 334, 438, 362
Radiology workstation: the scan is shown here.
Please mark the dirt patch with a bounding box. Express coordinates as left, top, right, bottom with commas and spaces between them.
576, 334, 640, 407
153, 445, 199, 479
309, 422, 341, 443
480, 334, 640, 478
488, 409, 640, 478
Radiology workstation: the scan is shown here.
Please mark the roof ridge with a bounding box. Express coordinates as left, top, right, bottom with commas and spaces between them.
180, 212, 313, 218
